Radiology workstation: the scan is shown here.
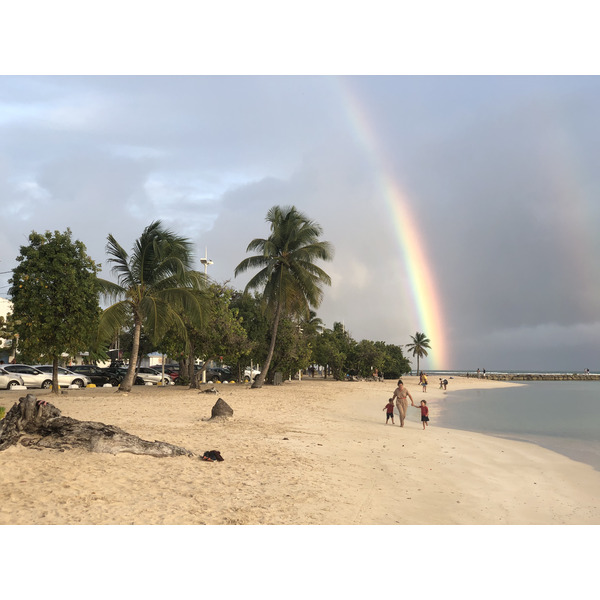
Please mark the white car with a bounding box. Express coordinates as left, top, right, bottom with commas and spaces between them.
136, 367, 173, 385
0, 367, 25, 389
2, 364, 53, 389
243, 367, 261, 382
34, 365, 92, 388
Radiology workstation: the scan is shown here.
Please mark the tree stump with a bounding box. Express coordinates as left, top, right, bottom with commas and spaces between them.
210, 398, 233, 420
0, 394, 194, 458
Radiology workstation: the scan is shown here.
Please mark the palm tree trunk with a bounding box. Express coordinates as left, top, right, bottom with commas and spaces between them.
120, 319, 141, 392
251, 302, 282, 389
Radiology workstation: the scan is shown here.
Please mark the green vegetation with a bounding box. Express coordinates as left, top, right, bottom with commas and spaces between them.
235, 206, 334, 388
4, 209, 430, 387
405, 332, 432, 374
97, 221, 206, 392
157, 283, 254, 386
8, 229, 101, 393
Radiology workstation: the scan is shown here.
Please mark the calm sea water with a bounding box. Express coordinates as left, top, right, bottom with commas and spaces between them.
433, 381, 600, 471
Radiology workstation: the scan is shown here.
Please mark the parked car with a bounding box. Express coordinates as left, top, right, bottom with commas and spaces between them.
243, 367, 261, 383
2, 364, 53, 389
102, 366, 172, 385
34, 365, 92, 388
0, 367, 25, 390
102, 366, 141, 385
205, 367, 233, 382
162, 365, 180, 381
69, 365, 123, 387
137, 367, 173, 385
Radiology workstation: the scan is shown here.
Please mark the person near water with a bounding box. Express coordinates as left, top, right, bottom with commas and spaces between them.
392, 379, 414, 427
414, 399, 429, 429
421, 372, 428, 392
383, 398, 395, 425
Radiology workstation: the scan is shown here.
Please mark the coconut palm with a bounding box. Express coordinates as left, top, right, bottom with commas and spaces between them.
234, 205, 334, 388
406, 331, 432, 375
97, 221, 206, 392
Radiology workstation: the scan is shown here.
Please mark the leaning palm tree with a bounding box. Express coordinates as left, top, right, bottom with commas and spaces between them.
97, 221, 206, 392
405, 331, 432, 374
235, 206, 334, 388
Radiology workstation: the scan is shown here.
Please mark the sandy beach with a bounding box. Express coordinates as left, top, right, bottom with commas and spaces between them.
0, 375, 598, 525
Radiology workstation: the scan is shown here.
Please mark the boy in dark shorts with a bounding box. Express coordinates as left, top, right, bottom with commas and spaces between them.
383, 398, 395, 425
416, 399, 429, 429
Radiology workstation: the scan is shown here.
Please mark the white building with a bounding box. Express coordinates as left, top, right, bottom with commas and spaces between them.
0, 297, 11, 320
0, 297, 13, 360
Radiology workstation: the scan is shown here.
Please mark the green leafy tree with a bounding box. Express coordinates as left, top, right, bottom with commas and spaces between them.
230, 290, 271, 369
313, 322, 355, 380
234, 206, 334, 388
406, 331, 432, 374
157, 283, 254, 386
351, 339, 386, 378
97, 221, 205, 392
8, 229, 101, 393
268, 316, 312, 379
375, 341, 411, 379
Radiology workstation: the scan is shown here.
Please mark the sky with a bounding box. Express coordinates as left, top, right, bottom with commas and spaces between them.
2, 75, 600, 372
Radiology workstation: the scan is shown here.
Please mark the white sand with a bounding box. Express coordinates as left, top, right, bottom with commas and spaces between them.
1, 375, 598, 525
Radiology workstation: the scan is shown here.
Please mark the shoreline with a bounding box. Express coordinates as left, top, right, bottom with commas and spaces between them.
0, 375, 598, 524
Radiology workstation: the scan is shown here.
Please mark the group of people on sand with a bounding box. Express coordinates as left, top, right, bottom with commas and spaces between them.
383, 379, 429, 430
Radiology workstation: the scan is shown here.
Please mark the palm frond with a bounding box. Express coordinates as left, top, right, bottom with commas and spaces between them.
96, 277, 126, 303
98, 301, 131, 344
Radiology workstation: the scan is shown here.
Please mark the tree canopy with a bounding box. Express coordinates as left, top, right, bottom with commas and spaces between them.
97, 221, 206, 392
235, 205, 334, 388
406, 331, 432, 374
8, 229, 101, 393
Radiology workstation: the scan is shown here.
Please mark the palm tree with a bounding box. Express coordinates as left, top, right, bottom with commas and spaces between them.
97, 221, 206, 392
303, 310, 325, 337
234, 205, 334, 388
406, 331, 432, 375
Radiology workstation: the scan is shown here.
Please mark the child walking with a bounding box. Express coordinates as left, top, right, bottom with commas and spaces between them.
415, 399, 429, 429
383, 398, 395, 425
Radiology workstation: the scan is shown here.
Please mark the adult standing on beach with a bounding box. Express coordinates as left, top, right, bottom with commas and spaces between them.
392, 379, 414, 427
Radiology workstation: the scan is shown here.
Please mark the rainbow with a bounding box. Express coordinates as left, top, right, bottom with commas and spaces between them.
336, 79, 448, 369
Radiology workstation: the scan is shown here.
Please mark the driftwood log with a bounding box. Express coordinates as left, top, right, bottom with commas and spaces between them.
0, 394, 194, 458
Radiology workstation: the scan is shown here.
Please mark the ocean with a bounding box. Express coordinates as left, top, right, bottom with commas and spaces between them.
431, 380, 600, 471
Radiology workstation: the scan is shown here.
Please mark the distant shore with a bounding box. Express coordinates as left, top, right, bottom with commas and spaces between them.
470, 373, 600, 381
0, 375, 598, 524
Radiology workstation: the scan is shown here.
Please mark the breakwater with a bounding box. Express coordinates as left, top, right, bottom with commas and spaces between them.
471, 373, 600, 382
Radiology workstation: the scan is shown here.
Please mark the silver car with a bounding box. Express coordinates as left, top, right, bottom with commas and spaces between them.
34, 365, 92, 388
2, 364, 53, 389
0, 366, 25, 389
136, 366, 173, 385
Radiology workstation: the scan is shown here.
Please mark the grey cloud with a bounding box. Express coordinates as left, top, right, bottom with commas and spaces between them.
2, 76, 600, 370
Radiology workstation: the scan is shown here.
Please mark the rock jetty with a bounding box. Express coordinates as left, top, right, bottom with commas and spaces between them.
477, 373, 600, 382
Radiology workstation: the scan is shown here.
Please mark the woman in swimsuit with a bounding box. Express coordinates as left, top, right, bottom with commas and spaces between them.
392, 379, 414, 427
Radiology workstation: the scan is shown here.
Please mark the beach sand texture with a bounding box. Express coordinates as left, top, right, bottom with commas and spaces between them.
0, 376, 598, 525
